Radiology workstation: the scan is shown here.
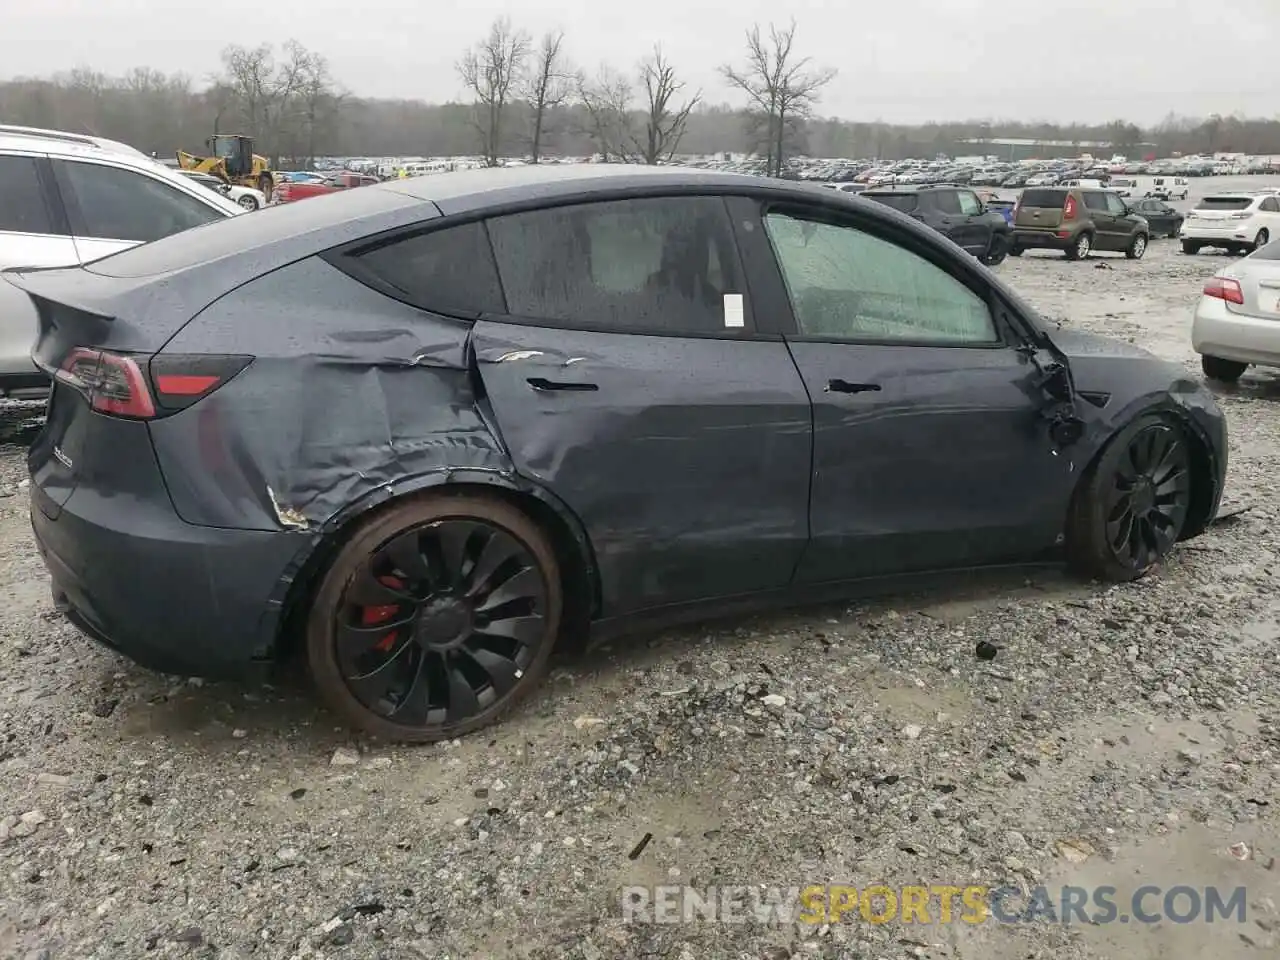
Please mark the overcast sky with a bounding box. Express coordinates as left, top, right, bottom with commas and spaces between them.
7, 0, 1278, 125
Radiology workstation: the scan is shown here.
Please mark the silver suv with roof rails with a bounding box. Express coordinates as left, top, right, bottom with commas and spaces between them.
0, 125, 242, 398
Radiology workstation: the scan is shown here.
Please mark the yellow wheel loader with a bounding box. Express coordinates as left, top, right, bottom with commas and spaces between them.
177, 135, 274, 200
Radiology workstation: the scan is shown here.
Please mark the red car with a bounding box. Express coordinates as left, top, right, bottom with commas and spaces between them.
271, 172, 379, 204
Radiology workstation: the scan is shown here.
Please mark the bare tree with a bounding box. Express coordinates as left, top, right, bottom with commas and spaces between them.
220, 45, 275, 138
458, 17, 531, 166
720, 20, 835, 176
577, 65, 635, 162
521, 30, 573, 163
635, 46, 699, 164
578, 49, 698, 164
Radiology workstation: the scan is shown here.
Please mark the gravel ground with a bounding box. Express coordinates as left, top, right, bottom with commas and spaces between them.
1, 208, 1279, 960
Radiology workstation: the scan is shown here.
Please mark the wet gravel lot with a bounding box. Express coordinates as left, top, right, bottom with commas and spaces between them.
1, 183, 1279, 960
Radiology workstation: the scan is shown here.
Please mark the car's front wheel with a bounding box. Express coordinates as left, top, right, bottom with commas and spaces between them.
1201, 355, 1247, 383
1067, 413, 1193, 582
982, 235, 1008, 266
1126, 233, 1148, 260
237, 194, 258, 211
306, 493, 563, 742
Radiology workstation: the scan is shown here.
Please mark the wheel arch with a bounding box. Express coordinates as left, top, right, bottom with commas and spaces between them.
1067, 401, 1219, 543
268, 470, 601, 664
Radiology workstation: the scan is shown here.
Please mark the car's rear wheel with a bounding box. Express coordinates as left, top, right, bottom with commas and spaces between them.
306, 494, 562, 743
1181, 240, 1202, 255
1254, 229, 1270, 251
1126, 233, 1148, 260
1067, 413, 1193, 582
1201, 355, 1247, 383
1066, 232, 1092, 260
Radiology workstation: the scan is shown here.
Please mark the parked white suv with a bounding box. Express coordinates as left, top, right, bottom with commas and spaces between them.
1180, 193, 1280, 257
0, 125, 242, 398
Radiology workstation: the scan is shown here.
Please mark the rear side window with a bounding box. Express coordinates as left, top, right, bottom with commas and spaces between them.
1082, 192, 1108, 212
0, 155, 56, 235
1019, 189, 1066, 208
347, 221, 505, 317
56, 160, 223, 243
931, 191, 962, 215
1196, 197, 1253, 211
487, 196, 748, 336
866, 194, 918, 213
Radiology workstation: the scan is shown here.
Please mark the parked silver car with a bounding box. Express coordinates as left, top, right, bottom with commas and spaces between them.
1192, 239, 1280, 382
0, 125, 242, 398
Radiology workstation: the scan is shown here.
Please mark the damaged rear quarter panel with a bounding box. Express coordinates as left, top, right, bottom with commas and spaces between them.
148, 255, 514, 533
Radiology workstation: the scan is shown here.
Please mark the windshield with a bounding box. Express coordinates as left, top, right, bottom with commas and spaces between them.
213, 137, 238, 159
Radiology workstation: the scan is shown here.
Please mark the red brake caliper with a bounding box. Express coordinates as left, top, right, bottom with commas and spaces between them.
361, 576, 405, 652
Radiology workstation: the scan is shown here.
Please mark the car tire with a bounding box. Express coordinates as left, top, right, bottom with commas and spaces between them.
982, 236, 1008, 266
237, 194, 258, 211
1066, 413, 1194, 583
1254, 229, 1270, 251
305, 493, 563, 743
1008, 246, 1023, 257
1125, 233, 1148, 260
1168, 222, 1181, 239
1181, 240, 1202, 255
1200, 355, 1247, 383
1065, 232, 1092, 260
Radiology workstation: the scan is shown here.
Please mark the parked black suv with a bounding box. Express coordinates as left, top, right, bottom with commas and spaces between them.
861, 185, 1013, 265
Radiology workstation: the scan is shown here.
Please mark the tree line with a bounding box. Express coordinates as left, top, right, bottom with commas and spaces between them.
2, 26, 1278, 170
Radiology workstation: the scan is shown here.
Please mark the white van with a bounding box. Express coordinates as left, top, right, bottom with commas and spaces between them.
1148, 177, 1189, 200
1062, 178, 1105, 189
1109, 177, 1139, 197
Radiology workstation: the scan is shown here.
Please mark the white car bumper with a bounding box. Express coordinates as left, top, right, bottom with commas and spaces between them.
1192, 294, 1280, 366
1181, 223, 1255, 243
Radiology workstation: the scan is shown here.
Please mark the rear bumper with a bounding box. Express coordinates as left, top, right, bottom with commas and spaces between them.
1012, 229, 1072, 250
30, 479, 304, 679
1180, 225, 1254, 244
1192, 295, 1280, 367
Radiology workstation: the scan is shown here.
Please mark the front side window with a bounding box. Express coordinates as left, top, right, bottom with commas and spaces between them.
764, 211, 997, 344
956, 191, 982, 216
58, 160, 223, 243
931, 191, 962, 215
0, 155, 56, 235
1105, 193, 1127, 215
487, 197, 747, 336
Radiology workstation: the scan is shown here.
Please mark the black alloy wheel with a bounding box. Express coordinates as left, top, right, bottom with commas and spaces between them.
307, 495, 562, 741
1067, 414, 1193, 582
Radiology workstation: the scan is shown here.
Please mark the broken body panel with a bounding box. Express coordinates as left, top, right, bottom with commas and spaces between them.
5, 169, 1228, 680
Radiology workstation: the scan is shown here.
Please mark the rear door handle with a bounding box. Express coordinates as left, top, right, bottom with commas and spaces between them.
826, 379, 881, 394
527, 377, 598, 392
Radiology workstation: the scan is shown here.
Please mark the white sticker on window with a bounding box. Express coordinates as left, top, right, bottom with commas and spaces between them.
724, 293, 745, 328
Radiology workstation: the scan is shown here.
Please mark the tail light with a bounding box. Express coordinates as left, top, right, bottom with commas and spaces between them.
1229, 212, 1251, 220
1063, 194, 1078, 220
1203, 277, 1244, 304
56, 348, 251, 419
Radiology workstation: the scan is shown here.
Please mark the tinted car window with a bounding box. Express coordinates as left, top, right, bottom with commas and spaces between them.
350, 221, 505, 316
1082, 192, 1108, 212
1262, 197, 1280, 213
764, 212, 996, 344
956, 191, 982, 215
865, 193, 918, 213
1105, 193, 1127, 215
1195, 197, 1252, 211
58, 160, 224, 243
931, 191, 962, 215
487, 197, 747, 336
1019, 189, 1066, 208
0, 155, 56, 235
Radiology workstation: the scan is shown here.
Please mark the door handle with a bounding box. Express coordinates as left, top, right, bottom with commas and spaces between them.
527, 377, 598, 392
826, 379, 882, 394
